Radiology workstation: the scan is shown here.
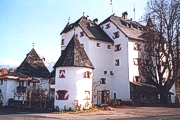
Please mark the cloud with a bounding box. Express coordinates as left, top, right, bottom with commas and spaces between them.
0, 58, 21, 68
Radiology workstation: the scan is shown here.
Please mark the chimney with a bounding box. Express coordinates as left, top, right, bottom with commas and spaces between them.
86, 15, 89, 20
93, 18, 98, 25
122, 12, 128, 20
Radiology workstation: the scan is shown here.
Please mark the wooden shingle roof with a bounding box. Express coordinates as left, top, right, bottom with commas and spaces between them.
54, 34, 94, 69
16, 48, 50, 78
61, 16, 113, 43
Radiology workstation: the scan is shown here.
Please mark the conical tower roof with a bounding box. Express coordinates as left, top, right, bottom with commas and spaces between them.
54, 35, 94, 69
16, 48, 50, 78
146, 16, 153, 28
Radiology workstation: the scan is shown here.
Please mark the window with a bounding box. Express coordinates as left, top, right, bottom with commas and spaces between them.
84, 91, 90, 100
104, 71, 107, 75
59, 70, 65, 78
80, 31, 84, 37
0, 80, 3, 85
100, 78, 106, 84
81, 44, 84, 47
56, 90, 69, 100
84, 71, 92, 78
115, 59, 119, 66
114, 44, 121, 52
133, 76, 141, 82
144, 45, 149, 52
61, 39, 65, 45
106, 23, 111, 29
107, 45, 111, 49
61, 50, 65, 55
97, 43, 101, 47
133, 43, 141, 50
114, 93, 116, 99
113, 31, 120, 39
133, 58, 142, 65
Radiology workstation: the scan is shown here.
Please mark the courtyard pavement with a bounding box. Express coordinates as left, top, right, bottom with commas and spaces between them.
0, 106, 180, 120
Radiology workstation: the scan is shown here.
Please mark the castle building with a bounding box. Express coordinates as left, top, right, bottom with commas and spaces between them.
54, 12, 176, 109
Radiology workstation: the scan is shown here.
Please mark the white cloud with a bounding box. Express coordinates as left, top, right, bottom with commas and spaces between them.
0, 58, 21, 68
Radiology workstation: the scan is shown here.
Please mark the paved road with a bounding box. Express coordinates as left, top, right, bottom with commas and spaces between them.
0, 106, 180, 120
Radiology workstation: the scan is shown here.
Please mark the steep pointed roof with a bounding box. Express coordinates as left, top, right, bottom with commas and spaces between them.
54, 35, 94, 69
16, 48, 50, 78
146, 17, 153, 28
60, 16, 113, 43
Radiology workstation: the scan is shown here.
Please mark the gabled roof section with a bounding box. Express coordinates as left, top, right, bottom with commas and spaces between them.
60, 16, 113, 43
100, 14, 147, 41
54, 35, 94, 69
16, 48, 50, 78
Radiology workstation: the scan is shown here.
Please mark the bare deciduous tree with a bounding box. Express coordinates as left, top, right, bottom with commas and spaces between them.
140, 0, 180, 103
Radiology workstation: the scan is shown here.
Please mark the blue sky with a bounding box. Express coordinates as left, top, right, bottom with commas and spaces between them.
0, 0, 149, 71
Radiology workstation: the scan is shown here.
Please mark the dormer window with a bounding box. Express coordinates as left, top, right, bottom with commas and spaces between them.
106, 23, 111, 29
113, 31, 120, 39
115, 59, 119, 66
97, 43, 101, 47
134, 43, 141, 50
107, 45, 111, 49
80, 31, 84, 37
114, 44, 121, 52
61, 39, 65, 45
139, 27, 143, 30
128, 23, 131, 28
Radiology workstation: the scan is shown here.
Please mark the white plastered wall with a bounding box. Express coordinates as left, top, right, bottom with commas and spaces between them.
55, 67, 92, 110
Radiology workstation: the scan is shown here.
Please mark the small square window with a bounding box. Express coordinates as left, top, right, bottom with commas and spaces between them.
134, 43, 141, 50
56, 90, 69, 100
106, 23, 111, 29
59, 70, 65, 78
80, 31, 84, 37
84, 91, 90, 100
61, 39, 65, 45
133, 76, 141, 82
115, 59, 119, 66
113, 31, 120, 39
104, 71, 107, 74
100, 78, 106, 84
84, 71, 92, 78
107, 45, 111, 49
133, 58, 142, 65
81, 44, 84, 47
97, 43, 101, 47
0, 80, 3, 85
114, 44, 121, 52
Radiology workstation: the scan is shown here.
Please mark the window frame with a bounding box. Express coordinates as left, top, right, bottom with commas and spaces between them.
114, 44, 122, 52
133, 43, 141, 50
61, 39, 65, 45
115, 59, 120, 66
100, 78, 106, 84
113, 31, 120, 39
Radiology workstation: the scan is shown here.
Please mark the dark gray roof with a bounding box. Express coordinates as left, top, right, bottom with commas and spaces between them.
100, 15, 147, 41
54, 35, 94, 69
16, 48, 50, 78
61, 16, 113, 43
